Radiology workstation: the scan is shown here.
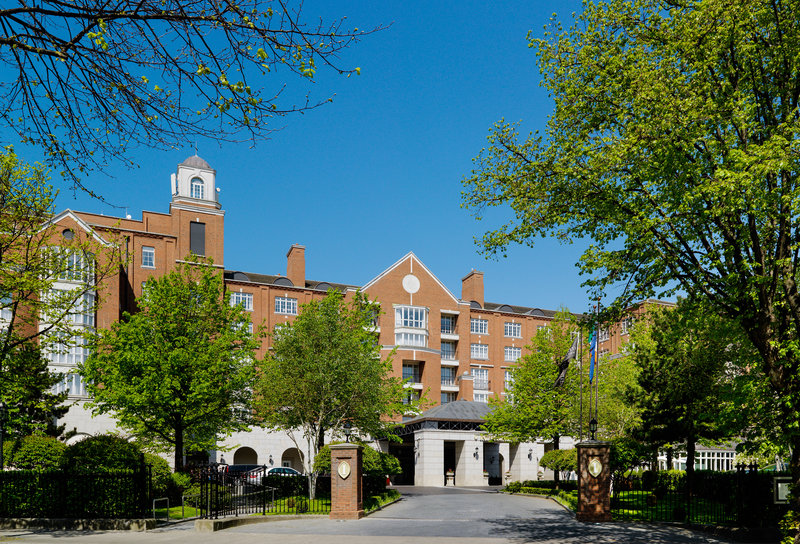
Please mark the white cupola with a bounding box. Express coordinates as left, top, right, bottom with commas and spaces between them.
170, 154, 220, 210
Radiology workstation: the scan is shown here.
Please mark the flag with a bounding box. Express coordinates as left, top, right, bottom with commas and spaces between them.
554, 335, 579, 387
589, 330, 597, 384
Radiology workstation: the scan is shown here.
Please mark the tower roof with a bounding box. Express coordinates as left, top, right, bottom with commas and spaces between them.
180, 154, 212, 170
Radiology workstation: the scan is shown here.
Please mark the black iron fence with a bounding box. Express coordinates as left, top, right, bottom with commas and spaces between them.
611, 466, 789, 528
0, 463, 149, 518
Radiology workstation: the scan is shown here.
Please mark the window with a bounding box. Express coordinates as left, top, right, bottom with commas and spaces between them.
472, 367, 489, 390
230, 292, 254, 311
598, 327, 610, 342
142, 246, 155, 268
504, 370, 513, 391
395, 306, 427, 329
441, 392, 457, 404
190, 221, 206, 256
620, 316, 634, 335
45, 333, 91, 366
48, 289, 95, 327
53, 373, 87, 397
402, 363, 421, 383
403, 390, 420, 406
470, 343, 488, 360
504, 346, 522, 362
441, 366, 456, 386
504, 322, 521, 338
395, 332, 427, 347
275, 296, 297, 315
191, 177, 205, 199
470, 318, 488, 335
473, 392, 489, 403
1, 295, 12, 321
440, 341, 456, 360
49, 248, 94, 284
441, 315, 456, 334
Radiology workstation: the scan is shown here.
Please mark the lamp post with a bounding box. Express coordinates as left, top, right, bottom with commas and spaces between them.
589, 418, 598, 441
0, 401, 7, 470
343, 422, 352, 443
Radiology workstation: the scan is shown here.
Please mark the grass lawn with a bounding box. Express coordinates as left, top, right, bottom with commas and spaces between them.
153, 504, 201, 520
612, 491, 736, 524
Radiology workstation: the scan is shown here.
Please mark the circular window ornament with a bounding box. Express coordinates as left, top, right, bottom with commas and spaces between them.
402, 274, 420, 294
588, 458, 603, 478
337, 460, 352, 480
62, 228, 75, 240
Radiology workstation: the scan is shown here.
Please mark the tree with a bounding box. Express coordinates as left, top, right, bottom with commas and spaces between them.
0, 147, 119, 436
80, 259, 259, 471
483, 310, 579, 455
254, 290, 411, 497
0, 1, 379, 188
627, 299, 756, 489
462, 0, 800, 530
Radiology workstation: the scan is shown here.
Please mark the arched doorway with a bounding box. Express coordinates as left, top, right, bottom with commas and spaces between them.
281, 447, 304, 470
233, 446, 258, 464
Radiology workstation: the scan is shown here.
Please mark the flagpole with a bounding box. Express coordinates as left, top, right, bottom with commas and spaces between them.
595, 297, 600, 421
578, 328, 583, 442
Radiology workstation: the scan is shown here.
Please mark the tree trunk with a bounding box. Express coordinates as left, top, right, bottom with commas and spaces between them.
175, 427, 184, 472
553, 434, 560, 489
666, 447, 673, 471
790, 437, 800, 544
685, 435, 696, 523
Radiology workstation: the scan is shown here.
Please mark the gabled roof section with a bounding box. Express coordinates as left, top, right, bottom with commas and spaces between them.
361, 251, 460, 304
403, 400, 494, 424
46, 209, 112, 246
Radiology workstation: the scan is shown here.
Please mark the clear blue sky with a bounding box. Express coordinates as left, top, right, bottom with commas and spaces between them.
13, 0, 617, 314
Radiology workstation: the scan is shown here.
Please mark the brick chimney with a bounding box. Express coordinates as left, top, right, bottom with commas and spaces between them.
461, 269, 484, 307
287, 244, 305, 287
458, 372, 474, 401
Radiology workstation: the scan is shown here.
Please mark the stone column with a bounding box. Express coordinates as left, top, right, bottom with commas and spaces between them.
330, 444, 364, 520
576, 441, 612, 522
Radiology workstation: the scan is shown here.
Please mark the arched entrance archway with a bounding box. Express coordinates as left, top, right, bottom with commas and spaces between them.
281, 447, 304, 470
233, 446, 258, 464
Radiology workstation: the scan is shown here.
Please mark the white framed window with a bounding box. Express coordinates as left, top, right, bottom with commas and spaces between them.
141, 246, 155, 269
395, 306, 427, 329
275, 296, 297, 315
44, 332, 91, 366
472, 367, 489, 390
620, 316, 634, 335
598, 327, 610, 342
470, 318, 488, 335
473, 392, 489, 403
1, 295, 12, 321
470, 343, 488, 360
441, 315, 456, 334
440, 341, 456, 360
504, 322, 521, 338
53, 373, 87, 397
504, 346, 522, 362
403, 389, 420, 406
191, 177, 205, 199
504, 370, 513, 391
395, 332, 427, 347
49, 247, 95, 284
230, 292, 254, 311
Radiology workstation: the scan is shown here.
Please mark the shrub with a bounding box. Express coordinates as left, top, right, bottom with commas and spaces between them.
61, 434, 142, 471
3, 435, 66, 470
313, 442, 401, 476
144, 453, 172, 498
506, 481, 522, 493
295, 498, 309, 513
540, 448, 577, 474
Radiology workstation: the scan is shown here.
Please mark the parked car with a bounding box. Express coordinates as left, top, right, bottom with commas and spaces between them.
221, 464, 263, 483
267, 466, 303, 477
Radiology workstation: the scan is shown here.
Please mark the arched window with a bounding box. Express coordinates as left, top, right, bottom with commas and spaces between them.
191, 177, 204, 199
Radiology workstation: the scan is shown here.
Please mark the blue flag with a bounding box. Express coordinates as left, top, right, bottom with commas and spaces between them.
589, 330, 597, 384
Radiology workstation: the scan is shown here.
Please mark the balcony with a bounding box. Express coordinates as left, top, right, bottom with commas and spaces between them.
473, 379, 490, 391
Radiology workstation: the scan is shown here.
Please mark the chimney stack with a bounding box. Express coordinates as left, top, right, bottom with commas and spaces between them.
287, 244, 305, 287
461, 269, 484, 307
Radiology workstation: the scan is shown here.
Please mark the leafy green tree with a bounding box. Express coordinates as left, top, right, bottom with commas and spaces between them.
0, 147, 120, 437
60, 434, 141, 471
595, 347, 641, 441
462, 0, 800, 528
0, 1, 379, 186
80, 260, 259, 471
313, 442, 402, 476
484, 310, 579, 453
628, 300, 760, 486
540, 448, 577, 480
2, 435, 66, 470
254, 290, 411, 497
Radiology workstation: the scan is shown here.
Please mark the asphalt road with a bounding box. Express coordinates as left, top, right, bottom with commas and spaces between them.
0, 486, 746, 544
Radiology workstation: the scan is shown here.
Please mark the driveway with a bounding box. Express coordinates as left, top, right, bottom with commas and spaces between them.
0, 486, 744, 544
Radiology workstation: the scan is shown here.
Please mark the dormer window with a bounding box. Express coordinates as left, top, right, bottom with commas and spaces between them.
191, 177, 205, 199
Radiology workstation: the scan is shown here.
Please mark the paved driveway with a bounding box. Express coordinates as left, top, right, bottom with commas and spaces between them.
0, 486, 744, 544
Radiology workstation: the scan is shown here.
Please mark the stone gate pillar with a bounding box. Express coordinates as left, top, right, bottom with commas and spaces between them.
576, 441, 612, 522
330, 443, 364, 520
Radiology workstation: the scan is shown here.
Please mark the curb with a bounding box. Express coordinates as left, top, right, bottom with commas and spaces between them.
195, 515, 326, 532
0, 518, 156, 531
